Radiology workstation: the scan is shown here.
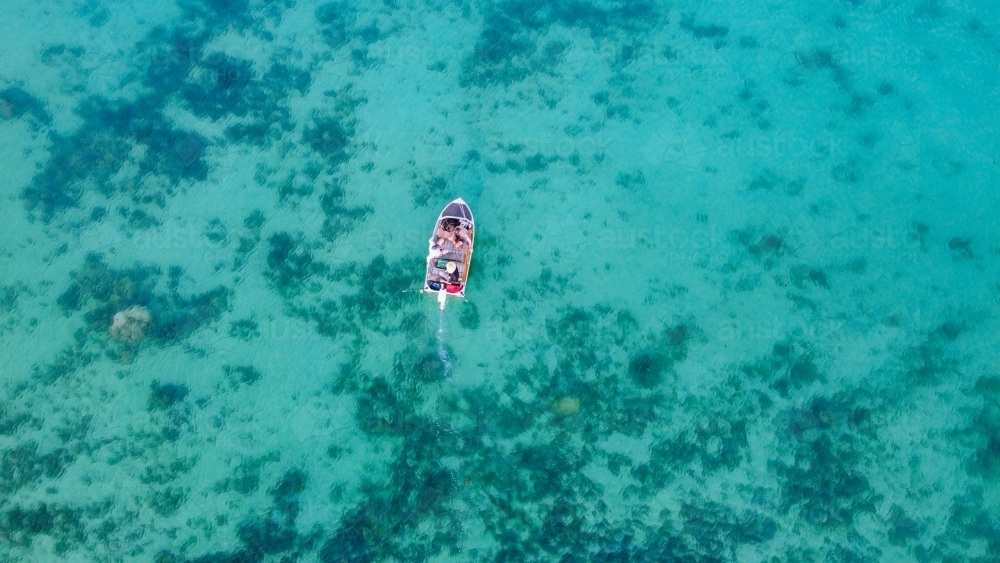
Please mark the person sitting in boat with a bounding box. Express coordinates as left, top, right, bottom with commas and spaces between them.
445, 261, 460, 282
436, 225, 454, 246
436, 225, 468, 256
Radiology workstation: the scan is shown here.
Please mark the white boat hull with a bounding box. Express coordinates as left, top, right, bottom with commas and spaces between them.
423, 198, 475, 309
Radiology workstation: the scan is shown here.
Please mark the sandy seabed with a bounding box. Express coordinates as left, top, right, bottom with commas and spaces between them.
1, 0, 999, 561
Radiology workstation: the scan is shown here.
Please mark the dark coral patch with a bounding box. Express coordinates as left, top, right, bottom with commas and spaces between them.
315, 2, 353, 48
0, 442, 75, 495
462, 0, 659, 86
304, 117, 353, 167
948, 237, 974, 260
266, 233, 322, 296
628, 352, 665, 388
148, 382, 189, 411
181, 54, 254, 118
0, 87, 51, 124
775, 434, 875, 527
0, 503, 86, 549
680, 14, 729, 39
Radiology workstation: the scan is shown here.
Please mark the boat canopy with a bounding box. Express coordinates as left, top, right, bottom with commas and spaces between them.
441, 199, 473, 221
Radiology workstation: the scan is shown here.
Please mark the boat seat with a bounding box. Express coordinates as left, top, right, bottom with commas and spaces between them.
438, 251, 465, 261
433, 237, 468, 259
429, 262, 464, 283
430, 264, 464, 275
431, 257, 465, 270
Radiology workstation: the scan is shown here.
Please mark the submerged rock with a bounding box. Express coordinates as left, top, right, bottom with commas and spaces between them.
553, 396, 580, 417
110, 305, 153, 343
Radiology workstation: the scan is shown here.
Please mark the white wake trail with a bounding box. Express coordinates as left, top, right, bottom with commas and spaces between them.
437, 309, 453, 378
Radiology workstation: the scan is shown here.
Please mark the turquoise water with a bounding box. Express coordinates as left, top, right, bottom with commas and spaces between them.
1, 0, 999, 560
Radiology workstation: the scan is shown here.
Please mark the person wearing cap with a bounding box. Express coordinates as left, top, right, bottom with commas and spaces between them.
445, 261, 460, 282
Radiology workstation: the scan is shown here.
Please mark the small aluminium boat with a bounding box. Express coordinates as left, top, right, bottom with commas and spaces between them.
424, 198, 475, 309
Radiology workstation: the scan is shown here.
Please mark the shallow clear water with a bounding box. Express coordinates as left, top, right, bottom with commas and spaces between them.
1, 0, 999, 561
